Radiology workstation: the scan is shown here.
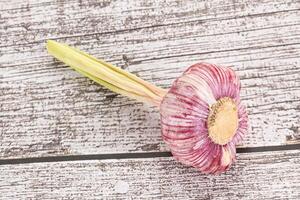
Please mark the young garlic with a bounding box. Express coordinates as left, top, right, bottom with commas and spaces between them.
47, 40, 248, 174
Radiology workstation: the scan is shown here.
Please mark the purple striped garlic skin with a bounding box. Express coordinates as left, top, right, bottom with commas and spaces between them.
160, 63, 248, 174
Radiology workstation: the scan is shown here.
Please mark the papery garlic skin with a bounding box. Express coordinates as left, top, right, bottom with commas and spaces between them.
160, 63, 248, 174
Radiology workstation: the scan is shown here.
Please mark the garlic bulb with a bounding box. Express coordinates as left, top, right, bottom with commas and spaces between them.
47, 41, 248, 174
160, 63, 248, 174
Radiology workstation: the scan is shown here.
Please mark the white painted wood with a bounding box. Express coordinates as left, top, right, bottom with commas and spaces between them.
1, 1, 300, 199
0, 0, 299, 158
0, 150, 299, 199
1, 0, 299, 48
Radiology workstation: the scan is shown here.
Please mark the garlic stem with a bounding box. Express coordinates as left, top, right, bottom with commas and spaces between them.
46, 40, 167, 106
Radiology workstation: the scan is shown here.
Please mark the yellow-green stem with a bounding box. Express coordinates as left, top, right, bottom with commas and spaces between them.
46, 40, 167, 107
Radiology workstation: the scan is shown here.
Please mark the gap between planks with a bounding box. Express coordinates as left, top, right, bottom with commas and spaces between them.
0, 144, 299, 166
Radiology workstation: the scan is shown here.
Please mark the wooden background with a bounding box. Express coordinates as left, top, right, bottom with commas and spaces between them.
0, 0, 299, 199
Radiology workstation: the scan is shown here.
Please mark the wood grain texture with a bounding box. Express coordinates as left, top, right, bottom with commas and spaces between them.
0, 150, 299, 199
1, 0, 300, 158
1, 0, 299, 48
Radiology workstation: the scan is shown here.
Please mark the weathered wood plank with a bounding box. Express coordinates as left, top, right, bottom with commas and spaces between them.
1, 45, 300, 158
0, 150, 299, 199
2, 0, 300, 63
1, 0, 299, 48
1, 0, 300, 158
